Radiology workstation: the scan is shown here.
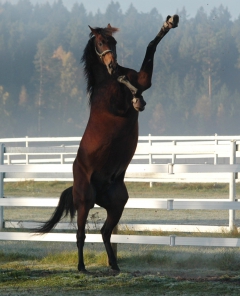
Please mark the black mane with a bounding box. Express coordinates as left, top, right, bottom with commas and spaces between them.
81, 26, 118, 103
81, 37, 97, 101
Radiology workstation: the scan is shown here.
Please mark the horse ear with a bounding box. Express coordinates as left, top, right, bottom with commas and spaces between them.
107, 24, 112, 36
88, 25, 98, 37
106, 24, 119, 36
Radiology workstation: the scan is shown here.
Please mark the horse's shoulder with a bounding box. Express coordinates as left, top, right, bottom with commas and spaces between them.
117, 65, 138, 85
117, 65, 137, 76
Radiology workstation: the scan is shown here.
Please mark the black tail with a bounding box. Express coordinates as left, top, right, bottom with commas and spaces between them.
33, 186, 76, 233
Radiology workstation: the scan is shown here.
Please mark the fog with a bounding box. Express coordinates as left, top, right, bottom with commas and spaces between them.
0, 1, 240, 137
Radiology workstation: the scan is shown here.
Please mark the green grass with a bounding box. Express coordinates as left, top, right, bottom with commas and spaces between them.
126, 182, 230, 193
115, 225, 240, 238
2, 181, 240, 294
1, 247, 240, 295
0, 251, 35, 262
4, 181, 73, 197
4, 181, 233, 197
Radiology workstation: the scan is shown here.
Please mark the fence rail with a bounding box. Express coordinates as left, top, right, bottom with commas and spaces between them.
1, 232, 240, 248
1, 136, 240, 249
1, 196, 240, 235
2, 135, 240, 183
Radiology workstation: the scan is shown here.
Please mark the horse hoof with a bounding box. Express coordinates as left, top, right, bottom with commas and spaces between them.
109, 262, 120, 274
78, 266, 90, 274
79, 269, 91, 275
132, 96, 146, 112
109, 268, 120, 275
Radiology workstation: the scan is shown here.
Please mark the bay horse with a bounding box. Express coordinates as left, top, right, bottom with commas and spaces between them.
35, 15, 179, 273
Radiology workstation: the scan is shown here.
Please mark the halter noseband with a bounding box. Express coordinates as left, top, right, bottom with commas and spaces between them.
95, 47, 113, 60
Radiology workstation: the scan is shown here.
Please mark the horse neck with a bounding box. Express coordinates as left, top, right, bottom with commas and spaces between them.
85, 45, 134, 115
91, 62, 110, 86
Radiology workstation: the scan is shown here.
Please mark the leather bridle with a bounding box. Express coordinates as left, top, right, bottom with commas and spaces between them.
95, 47, 113, 61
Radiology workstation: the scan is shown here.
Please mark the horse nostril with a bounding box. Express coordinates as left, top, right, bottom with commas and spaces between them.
107, 61, 117, 75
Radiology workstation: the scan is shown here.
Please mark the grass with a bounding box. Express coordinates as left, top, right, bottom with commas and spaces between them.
117, 228, 240, 238
1, 244, 240, 272
127, 181, 230, 193
1, 246, 240, 295
5, 180, 238, 230
3, 181, 233, 197
2, 181, 240, 294
4, 180, 73, 197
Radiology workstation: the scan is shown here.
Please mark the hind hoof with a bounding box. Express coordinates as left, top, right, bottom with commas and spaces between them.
79, 269, 90, 275
109, 268, 120, 275
78, 265, 90, 274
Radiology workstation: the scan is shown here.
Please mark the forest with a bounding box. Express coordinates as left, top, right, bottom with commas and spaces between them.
0, 0, 240, 137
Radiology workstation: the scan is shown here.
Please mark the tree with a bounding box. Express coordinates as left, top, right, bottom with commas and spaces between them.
0, 86, 13, 136
52, 46, 86, 134
0, 1, 240, 137
19, 85, 28, 105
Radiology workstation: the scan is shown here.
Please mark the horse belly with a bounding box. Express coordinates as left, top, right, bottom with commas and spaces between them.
89, 137, 136, 191
78, 113, 138, 191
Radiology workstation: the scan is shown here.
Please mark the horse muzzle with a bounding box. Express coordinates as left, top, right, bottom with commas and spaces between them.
132, 96, 146, 112
106, 60, 117, 75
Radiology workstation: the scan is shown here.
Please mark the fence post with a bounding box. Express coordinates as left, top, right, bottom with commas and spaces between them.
214, 134, 218, 165
148, 134, 153, 187
26, 136, 29, 164
60, 154, 64, 164
172, 140, 176, 164
229, 140, 236, 231
0, 144, 4, 230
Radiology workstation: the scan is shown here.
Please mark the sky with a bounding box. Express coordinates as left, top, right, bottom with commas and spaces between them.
64, 0, 240, 19
68, 0, 240, 19
4, 0, 240, 19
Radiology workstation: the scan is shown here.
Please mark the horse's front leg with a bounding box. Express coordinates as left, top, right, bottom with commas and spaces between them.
137, 14, 179, 92
117, 75, 146, 111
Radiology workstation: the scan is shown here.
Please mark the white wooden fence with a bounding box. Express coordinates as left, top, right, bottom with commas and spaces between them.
1, 136, 240, 248
2, 134, 240, 183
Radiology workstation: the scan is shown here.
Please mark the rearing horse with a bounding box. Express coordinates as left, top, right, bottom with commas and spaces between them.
36, 15, 179, 273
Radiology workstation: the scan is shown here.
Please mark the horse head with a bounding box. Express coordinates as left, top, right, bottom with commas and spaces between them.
89, 24, 118, 75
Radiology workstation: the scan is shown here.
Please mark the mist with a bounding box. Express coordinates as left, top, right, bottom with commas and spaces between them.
0, 1, 240, 137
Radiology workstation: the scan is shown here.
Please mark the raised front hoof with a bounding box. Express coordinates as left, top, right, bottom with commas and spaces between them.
132, 96, 146, 112
164, 14, 179, 29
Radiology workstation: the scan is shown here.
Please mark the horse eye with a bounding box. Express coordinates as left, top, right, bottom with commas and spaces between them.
99, 42, 103, 46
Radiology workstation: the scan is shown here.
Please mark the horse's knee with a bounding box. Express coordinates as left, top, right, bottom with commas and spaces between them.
147, 42, 157, 53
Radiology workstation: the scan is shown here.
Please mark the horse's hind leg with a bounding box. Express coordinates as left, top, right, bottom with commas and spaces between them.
75, 201, 91, 272
73, 169, 95, 272
100, 179, 129, 272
